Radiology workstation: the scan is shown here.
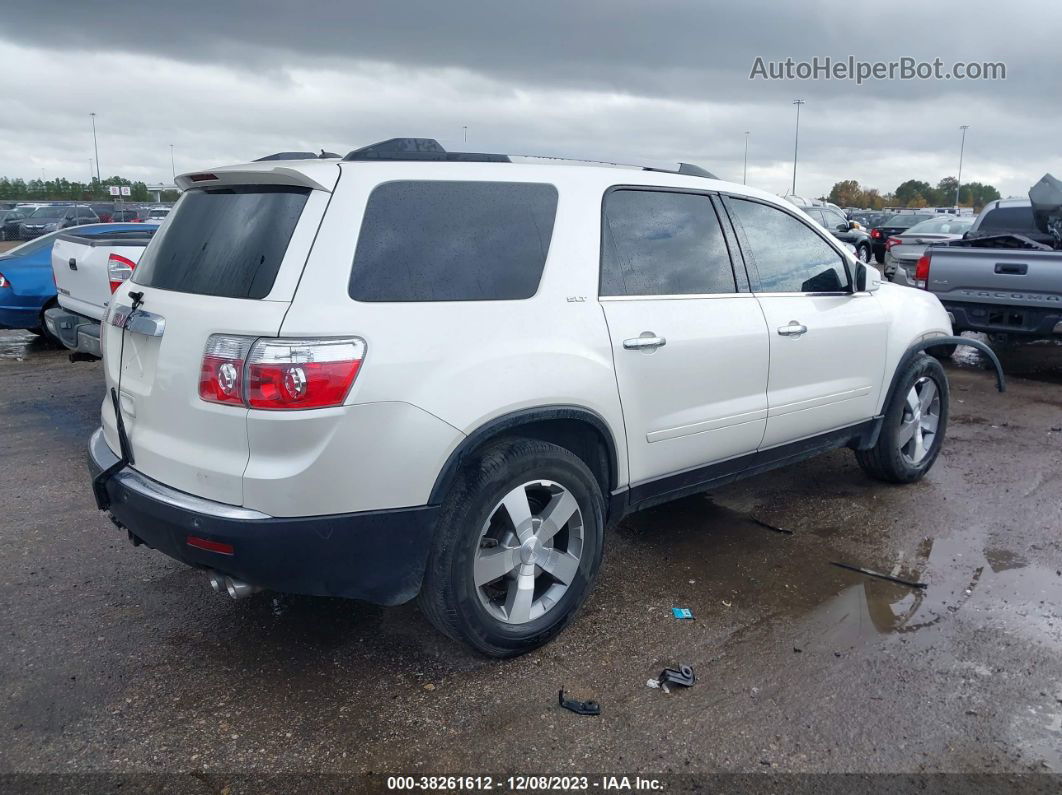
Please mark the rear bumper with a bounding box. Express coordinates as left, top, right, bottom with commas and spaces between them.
44, 307, 101, 356
941, 300, 1062, 338
0, 304, 43, 330
87, 428, 439, 605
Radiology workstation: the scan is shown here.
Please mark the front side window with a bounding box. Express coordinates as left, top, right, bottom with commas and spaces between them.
601, 189, 736, 296
727, 198, 849, 293
350, 181, 558, 302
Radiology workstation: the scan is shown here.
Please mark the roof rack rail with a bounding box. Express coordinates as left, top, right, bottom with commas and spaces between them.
342, 138, 716, 178
344, 138, 510, 162
255, 150, 341, 162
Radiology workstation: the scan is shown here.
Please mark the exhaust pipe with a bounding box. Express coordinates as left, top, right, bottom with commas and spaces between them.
224, 576, 261, 600
207, 571, 226, 593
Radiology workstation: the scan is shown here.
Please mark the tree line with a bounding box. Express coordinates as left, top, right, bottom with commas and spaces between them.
0, 177, 179, 203
827, 177, 1001, 210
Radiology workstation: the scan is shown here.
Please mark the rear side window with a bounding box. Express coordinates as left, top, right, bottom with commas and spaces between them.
601, 189, 736, 296
133, 186, 309, 299
978, 205, 1036, 233
727, 198, 849, 293
349, 181, 558, 302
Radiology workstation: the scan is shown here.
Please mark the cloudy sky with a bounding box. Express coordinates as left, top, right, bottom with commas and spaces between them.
1, 1, 1059, 199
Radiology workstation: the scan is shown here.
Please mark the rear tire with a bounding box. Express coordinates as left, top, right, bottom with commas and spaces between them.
874, 250, 885, 264
856, 354, 949, 484
418, 438, 604, 657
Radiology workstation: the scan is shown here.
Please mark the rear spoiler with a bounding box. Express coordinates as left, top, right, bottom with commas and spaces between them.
55, 231, 156, 247
175, 164, 338, 193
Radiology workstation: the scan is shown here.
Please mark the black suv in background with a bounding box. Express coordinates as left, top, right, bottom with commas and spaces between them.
869, 212, 936, 263
804, 205, 874, 263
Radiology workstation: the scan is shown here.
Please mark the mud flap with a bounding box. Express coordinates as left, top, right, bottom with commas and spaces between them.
91, 388, 134, 511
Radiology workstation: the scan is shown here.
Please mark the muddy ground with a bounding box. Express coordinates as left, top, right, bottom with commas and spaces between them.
0, 328, 1059, 788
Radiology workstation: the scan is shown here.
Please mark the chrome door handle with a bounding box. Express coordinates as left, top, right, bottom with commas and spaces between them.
777, 321, 808, 337
623, 333, 667, 351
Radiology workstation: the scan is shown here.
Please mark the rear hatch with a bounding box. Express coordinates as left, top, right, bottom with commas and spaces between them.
101, 163, 339, 505
52, 228, 156, 320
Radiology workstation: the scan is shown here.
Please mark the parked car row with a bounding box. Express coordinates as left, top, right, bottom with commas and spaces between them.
0, 202, 172, 240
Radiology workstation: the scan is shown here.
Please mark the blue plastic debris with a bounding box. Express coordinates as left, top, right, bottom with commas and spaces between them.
672, 607, 694, 620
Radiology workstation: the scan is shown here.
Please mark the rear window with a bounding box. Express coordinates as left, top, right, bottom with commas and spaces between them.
977, 205, 1036, 233
133, 186, 309, 298
349, 181, 558, 302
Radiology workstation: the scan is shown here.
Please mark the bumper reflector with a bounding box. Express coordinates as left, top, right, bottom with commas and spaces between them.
186, 535, 235, 556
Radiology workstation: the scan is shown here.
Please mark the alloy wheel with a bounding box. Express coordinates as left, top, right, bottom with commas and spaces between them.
473, 480, 584, 625
898, 376, 941, 465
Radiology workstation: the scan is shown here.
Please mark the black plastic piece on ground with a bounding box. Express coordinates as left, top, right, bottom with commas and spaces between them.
658, 665, 696, 688
752, 517, 794, 535
830, 561, 927, 589
558, 689, 601, 716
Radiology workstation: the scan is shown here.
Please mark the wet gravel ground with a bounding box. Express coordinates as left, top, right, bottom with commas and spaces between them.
0, 328, 1059, 786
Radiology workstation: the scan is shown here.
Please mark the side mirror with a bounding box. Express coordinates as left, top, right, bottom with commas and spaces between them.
849, 220, 860, 230
837, 223, 849, 233
855, 262, 882, 293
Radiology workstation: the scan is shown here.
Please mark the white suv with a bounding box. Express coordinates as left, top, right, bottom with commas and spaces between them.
89, 138, 966, 657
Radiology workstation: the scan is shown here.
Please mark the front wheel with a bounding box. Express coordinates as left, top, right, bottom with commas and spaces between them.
857, 243, 872, 264
418, 438, 604, 657
856, 354, 949, 483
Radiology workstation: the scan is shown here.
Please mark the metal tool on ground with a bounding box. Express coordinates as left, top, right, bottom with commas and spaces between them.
830, 561, 927, 589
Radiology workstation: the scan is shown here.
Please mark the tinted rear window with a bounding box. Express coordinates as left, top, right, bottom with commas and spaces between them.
349, 181, 558, 302
133, 186, 309, 298
978, 205, 1036, 232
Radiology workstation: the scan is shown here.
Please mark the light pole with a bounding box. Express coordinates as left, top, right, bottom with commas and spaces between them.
170, 144, 175, 182
89, 112, 101, 186
743, 131, 750, 185
791, 99, 805, 196
462, 125, 468, 144
956, 125, 969, 207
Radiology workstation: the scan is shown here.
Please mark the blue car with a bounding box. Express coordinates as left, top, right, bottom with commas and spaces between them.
0, 223, 154, 341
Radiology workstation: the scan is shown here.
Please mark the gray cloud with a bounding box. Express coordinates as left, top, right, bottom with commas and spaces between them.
0, 0, 1058, 199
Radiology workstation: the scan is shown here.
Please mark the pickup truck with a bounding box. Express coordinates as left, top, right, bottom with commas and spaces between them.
45, 224, 158, 357
916, 177, 1062, 344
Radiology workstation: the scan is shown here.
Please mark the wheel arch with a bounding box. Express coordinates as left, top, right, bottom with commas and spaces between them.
428, 405, 620, 512
881, 336, 1005, 417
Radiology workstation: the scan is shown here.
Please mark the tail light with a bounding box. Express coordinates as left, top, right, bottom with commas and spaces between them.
199, 335, 253, 405
914, 252, 932, 288
885, 237, 902, 251
0, 273, 8, 289
199, 335, 365, 410
107, 253, 137, 293
870, 228, 882, 239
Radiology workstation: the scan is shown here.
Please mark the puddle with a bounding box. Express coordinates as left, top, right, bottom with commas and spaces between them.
0, 329, 57, 361
618, 495, 1060, 655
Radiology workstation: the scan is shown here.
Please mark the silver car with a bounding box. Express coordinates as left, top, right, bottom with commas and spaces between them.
886, 215, 975, 285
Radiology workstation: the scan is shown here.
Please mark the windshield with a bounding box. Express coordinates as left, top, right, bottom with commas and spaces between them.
29, 206, 65, 220
904, 217, 974, 235
133, 186, 309, 298
883, 213, 933, 229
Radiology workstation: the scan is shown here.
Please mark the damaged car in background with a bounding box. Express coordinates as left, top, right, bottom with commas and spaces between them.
912, 174, 1062, 348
